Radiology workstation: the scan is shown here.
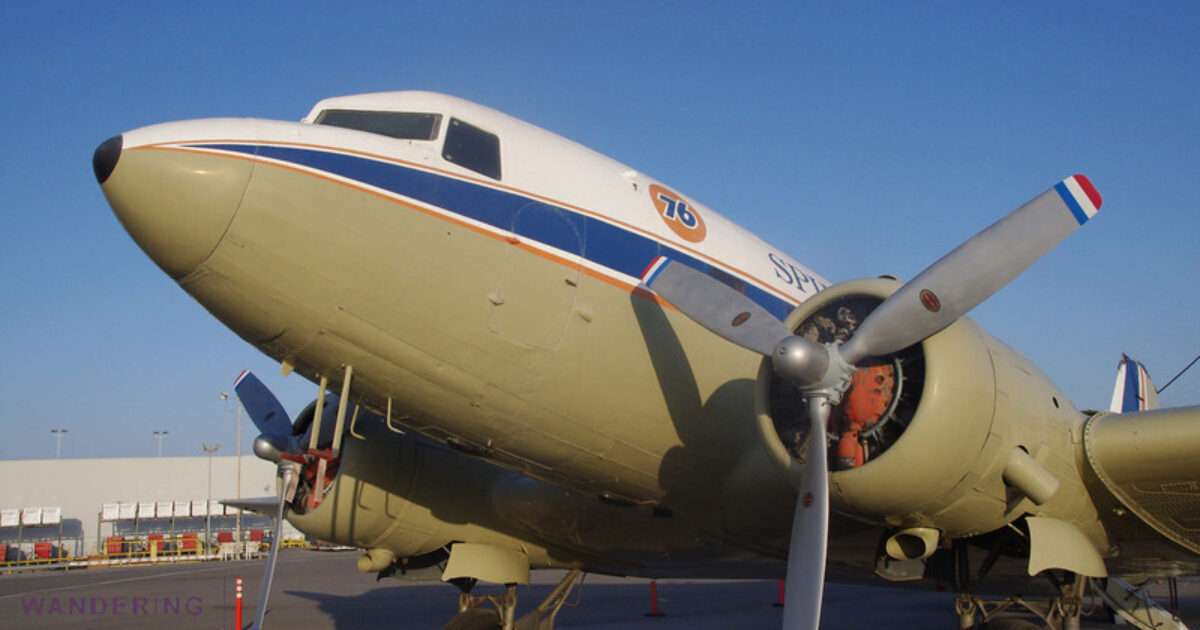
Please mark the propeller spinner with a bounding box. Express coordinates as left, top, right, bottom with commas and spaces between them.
640, 175, 1100, 629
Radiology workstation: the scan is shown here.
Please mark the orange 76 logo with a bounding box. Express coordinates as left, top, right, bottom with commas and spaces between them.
649, 184, 707, 243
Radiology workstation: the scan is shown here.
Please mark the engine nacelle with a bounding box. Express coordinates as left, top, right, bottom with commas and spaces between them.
755, 278, 1090, 539
285, 419, 570, 569
284, 415, 743, 577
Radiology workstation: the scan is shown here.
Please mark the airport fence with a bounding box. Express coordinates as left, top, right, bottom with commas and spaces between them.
1, 533, 308, 574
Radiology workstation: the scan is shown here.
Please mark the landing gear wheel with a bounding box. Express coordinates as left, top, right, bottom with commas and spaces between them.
441, 607, 500, 630
980, 618, 1043, 630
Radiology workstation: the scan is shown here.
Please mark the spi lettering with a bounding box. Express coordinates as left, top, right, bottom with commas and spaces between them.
769, 252, 825, 294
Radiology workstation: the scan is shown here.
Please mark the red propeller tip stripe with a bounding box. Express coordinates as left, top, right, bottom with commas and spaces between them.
1072, 174, 1102, 210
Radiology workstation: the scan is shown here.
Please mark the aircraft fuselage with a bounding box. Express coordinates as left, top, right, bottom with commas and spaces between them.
97, 92, 841, 565
99, 92, 1192, 585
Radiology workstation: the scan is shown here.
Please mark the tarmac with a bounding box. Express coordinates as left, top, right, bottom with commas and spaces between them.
1, 550, 1196, 629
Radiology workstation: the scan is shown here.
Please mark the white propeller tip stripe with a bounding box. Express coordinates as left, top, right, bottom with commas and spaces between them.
1060, 175, 1102, 223
640, 255, 670, 285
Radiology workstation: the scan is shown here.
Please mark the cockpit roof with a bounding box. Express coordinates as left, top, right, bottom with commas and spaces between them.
302, 91, 502, 125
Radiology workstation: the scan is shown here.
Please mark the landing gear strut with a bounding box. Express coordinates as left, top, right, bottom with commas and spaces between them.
441, 569, 584, 630
955, 572, 1088, 630
943, 534, 1095, 630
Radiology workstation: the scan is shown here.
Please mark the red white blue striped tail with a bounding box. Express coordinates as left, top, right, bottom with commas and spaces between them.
1109, 354, 1159, 413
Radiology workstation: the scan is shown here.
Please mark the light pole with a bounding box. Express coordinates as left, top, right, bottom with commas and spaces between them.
153, 430, 168, 457
220, 392, 243, 554
50, 428, 68, 459
202, 443, 220, 554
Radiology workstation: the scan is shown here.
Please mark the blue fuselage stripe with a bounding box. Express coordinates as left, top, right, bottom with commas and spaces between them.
196, 143, 795, 320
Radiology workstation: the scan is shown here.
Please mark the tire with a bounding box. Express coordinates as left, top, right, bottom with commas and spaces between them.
441, 607, 500, 630
981, 617, 1044, 630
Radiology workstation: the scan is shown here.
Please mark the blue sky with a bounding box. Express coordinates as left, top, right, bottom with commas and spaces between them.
1, 1, 1197, 460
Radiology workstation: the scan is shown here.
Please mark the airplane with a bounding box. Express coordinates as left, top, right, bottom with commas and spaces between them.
92, 91, 1199, 630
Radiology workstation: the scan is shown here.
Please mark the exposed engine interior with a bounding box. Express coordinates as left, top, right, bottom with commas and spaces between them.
766, 292, 925, 471
282, 397, 344, 515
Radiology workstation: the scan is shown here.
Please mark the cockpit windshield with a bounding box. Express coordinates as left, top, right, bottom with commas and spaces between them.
313, 110, 441, 141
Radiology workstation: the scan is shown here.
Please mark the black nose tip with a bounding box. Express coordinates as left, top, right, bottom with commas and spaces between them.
93, 135, 123, 184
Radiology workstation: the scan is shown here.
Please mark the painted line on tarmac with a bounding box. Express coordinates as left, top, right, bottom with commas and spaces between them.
0, 564, 234, 599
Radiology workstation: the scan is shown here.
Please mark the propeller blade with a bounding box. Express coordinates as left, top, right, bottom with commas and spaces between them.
253, 463, 295, 630
642, 257, 836, 387
640, 256, 793, 357
782, 398, 831, 630
840, 175, 1101, 365
235, 371, 293, 436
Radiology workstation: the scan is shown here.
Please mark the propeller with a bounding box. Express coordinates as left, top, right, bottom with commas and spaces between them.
782, 398, 830, 630
235, 370, 341, 463
640, 175, 1101, 629
233, 371, 304, 630
236, 370, 363, 629
234, 370, 293, 437
251, 459, 296, 630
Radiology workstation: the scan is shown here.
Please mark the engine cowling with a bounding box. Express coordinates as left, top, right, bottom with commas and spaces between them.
284, 415, 747, 576
755, 278, 1087, 539
285, 418, 570, 568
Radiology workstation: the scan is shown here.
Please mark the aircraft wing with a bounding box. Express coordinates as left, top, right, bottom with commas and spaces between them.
1084, 405, 1200, 570
221, 496, 281, 516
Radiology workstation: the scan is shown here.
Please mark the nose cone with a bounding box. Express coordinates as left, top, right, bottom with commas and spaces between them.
92, 135, 122, 184
95, 137, 252, 278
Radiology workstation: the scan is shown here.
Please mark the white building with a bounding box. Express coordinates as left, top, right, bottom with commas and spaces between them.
0, 455, 278, 557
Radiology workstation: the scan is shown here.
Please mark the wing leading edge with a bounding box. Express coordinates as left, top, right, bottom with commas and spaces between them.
1084, 405, 1200, 567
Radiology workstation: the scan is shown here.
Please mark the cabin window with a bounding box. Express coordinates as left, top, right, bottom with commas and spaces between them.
443, 118, 501, 180
313, 110, 441, 141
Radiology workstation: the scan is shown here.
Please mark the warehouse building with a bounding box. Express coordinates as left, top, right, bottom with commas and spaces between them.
0, 455, 282, 561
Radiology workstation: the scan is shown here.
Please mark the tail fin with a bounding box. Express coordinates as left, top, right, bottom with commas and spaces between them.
1109, 354, 1159, 412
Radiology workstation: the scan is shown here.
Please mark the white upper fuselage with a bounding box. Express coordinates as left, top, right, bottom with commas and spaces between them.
119, 91, 828, 310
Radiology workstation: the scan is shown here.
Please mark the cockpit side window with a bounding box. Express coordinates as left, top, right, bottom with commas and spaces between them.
314, 110, 442, 141
443, 118, 501, 180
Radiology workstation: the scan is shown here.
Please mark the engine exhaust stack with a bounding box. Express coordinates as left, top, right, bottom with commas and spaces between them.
884, 527, 940, 561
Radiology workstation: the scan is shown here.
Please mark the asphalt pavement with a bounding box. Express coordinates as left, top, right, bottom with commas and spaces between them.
1, 550, 1195, 629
